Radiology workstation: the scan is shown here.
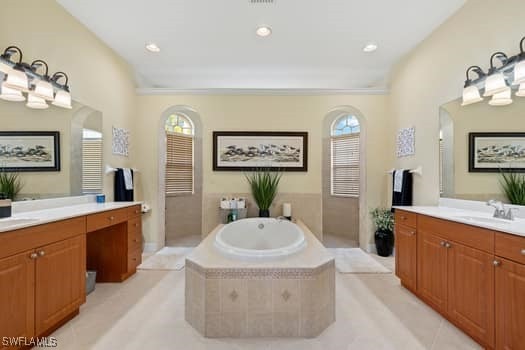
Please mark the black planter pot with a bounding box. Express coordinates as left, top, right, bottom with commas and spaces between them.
259, 209, 270, 217
375, 230, 394, 257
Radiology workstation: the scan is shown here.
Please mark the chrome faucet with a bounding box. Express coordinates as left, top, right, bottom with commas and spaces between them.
487, 200, 517, 221
275, 216, 287, 222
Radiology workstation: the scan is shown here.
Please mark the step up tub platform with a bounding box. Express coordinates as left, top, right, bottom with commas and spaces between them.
185, 219, 335, 338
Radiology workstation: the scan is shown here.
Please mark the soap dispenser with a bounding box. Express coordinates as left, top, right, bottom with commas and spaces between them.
0, 193, 12, 218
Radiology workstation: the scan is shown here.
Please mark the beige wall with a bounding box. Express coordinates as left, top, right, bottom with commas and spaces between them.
441, 98, 525, 201
390, 0, 525, 205
134, 94, 392, 248
0, 0, 137, 200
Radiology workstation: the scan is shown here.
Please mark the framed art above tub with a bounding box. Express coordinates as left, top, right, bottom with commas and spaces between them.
469, 132, 525, 172
0, 131, 60, 172
213, 131, 308, 171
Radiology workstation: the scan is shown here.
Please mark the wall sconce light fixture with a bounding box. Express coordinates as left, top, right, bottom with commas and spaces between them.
0, 45, 72, 109
461, 36, 525, 107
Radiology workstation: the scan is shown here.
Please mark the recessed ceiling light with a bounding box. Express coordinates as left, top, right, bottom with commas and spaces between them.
145, 43, 160, 53
363, 43, 378, 53
256, 26, 272, 37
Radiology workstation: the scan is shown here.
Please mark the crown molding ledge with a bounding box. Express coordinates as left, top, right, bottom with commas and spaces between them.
135, 88, 390, 96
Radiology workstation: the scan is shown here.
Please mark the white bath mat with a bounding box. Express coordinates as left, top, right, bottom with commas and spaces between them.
137, 247, 193, 271
327, 248, 391, 274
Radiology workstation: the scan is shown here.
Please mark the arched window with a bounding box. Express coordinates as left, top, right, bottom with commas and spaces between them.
165, 114, 194, 194
331, 115, 360, 197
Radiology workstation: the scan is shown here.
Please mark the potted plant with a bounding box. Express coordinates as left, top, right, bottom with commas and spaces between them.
500, 170, 525, 205
0, 170, 23, 201
370, 208, 395, 257
245, 168, 282, 217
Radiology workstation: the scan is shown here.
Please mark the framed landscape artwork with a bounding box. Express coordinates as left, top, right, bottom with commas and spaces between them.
469, 132, 525, 173
0, 131, 60, 172
213, 131, 308, 171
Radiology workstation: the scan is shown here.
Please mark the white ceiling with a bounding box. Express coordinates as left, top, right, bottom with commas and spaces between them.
57, 0, 465, 91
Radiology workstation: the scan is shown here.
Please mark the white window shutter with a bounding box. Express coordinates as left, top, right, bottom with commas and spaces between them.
82, 139, 103, 193
331, 133, 360, 197
166, 132, 194, 194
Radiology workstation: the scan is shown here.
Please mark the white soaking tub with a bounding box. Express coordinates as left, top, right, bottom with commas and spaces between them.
214, 218, 307, 259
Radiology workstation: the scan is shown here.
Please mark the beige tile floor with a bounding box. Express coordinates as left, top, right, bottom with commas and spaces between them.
43, 240, 480, 350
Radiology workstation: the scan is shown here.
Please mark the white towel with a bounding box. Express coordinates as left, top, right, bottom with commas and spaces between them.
123, 168, 133, 190
394, 169, 404, 193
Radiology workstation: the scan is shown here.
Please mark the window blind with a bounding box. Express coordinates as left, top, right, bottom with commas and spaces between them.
331, 133, 360, 197
166, 132, 194, 194
82, 139, 103, 193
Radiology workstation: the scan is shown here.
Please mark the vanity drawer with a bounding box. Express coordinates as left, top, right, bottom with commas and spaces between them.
86, 208, 128, 232
495, 232, 525, 264
395, 210, 417, 228
128, 218, 142, 251
128, 205, 141, 218
128, 217, 142, 234
128, 248, 141, 271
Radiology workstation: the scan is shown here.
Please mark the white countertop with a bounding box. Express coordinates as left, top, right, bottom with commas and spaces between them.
0, 201, 141, 233
395, 205, 525, 238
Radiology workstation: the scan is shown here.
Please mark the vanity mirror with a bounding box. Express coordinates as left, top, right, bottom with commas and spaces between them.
439, 96, 525, 202
0, 95, 103, 200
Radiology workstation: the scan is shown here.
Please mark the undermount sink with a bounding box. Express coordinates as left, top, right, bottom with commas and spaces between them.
0, 217, 40, 229
455, 215, 512, 225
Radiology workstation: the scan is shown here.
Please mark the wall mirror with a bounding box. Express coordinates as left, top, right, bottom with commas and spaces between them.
439, 96, 525, 202
0, 96, 103, 201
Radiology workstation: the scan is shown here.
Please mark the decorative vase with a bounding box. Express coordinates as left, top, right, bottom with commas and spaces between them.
375, 230, 394, 257
259, 209, 270, 217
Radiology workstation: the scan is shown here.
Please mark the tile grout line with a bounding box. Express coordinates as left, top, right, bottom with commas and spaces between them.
430, 318, 444, 350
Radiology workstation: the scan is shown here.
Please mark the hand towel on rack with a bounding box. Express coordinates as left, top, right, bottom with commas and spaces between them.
394, 169, 404, 193
123, 168, 133, 190
114, 168, 134, 202
392, 169, 412, 209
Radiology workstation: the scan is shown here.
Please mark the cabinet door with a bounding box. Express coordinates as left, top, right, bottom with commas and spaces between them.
448, 243, 494, 348
496, 258, 525, 350
35, 235, 86, 335
0, 251, 35, 349
395, 224, 417, 291
417, 230, 448, 313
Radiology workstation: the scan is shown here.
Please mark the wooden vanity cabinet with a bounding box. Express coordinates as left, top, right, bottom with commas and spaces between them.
35, 235, 86, 335
0, 218, 86, 348
86, 205, 142, 282
394, 211, 417, 292
0, 204, 142, 349
494, 232, 525, 350
396, 210, 497, 349
416, 230, 448, 313
0, 250, 35, 349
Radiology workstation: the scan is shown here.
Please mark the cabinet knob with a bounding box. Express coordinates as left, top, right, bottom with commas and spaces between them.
401, 216, 406, 220
410, 231, 416, 236
493, 260, 501, 267
38, 250, 45, 257
444, 242, 451, 248
109, 216, 115, 221
135, 223, 139, 227
134, 239, 138, 243
29, 252, 38, 259
521, 249, 525, 256
440, 241, 446, 247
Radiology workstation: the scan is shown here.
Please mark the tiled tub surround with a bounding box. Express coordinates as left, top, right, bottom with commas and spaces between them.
185, 220, 335, 337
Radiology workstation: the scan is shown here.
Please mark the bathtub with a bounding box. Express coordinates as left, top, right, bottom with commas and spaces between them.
214, 218, 307, 259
